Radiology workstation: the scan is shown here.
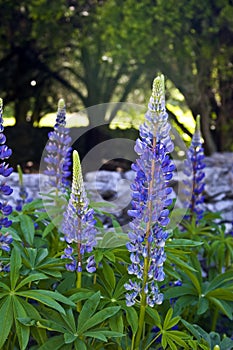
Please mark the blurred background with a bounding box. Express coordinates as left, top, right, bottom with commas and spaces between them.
0, 0, 232, 171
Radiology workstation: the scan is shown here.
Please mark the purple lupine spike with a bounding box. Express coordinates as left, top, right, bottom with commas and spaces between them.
125, 75, 175, 307
15, 164, 32, 211
183, 115, 205, 222
0, 98, 13, 256
44, 99, 72, 190
61, 150, 97, 273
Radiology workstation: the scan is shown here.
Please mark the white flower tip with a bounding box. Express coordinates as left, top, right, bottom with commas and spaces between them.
58, 98, 65, 109
152, 74, 165, 97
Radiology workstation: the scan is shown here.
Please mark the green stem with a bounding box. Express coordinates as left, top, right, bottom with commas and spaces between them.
144, 333, 162, 350
211, 306, 219, 331
134, 136, 156, 350
76, 270, 82, 312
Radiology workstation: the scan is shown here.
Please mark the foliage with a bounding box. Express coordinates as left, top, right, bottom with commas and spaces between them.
1, 77, 233, 350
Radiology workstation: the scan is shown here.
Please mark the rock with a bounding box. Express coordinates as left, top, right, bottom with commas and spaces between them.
2, 152, 233, 231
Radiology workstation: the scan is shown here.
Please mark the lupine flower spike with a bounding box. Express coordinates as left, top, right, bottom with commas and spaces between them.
61, 150, 97, 276
15, 164, 32, 211
125, 75, 175, 309
44, 99, 72, 191
0, 98, 13, 268
183, 115, 205, 222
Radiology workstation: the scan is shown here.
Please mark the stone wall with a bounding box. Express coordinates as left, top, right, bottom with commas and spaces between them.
3, 152, 233, 231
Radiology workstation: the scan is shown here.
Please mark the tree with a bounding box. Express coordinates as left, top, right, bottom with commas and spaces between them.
148, 0, 233, 153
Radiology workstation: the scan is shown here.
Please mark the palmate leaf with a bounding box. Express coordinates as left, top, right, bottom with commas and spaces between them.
21, 247, 63, 278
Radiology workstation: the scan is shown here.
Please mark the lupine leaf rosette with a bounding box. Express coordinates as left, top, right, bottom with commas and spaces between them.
125, 75, 175, 307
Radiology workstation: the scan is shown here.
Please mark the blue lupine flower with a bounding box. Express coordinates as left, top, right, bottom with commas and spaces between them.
62, 150, 97, 272
125, 75, 174, 307
183, 115, 205, 222
0, 98, 13, 256
44, 99, 72, 190
0, 232, 13, 252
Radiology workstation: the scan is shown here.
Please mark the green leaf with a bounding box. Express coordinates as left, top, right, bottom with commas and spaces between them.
78, 291, 100, 326
38, 335, 65, 350
109, 312, 124, 333
163, 308, 173, 329
164, 286, 196, 300
206, 271, 233, 292
103, 250, 116, 263
84, 330, 124, 341
61, 308, 76, 333
166, 337, 178, 350
0, 281, 10, 291
181, 319, 202, 342
102, 260, 116, 291
64, 333, 77, 344
83, 331, 107, 342
125, 306, 138, 334
78, 306, 121, 334
208, 297, 233, 319
167, 331, 189, 348
17, 290, 70, 315
197, 297, 209, 315
10, 247, 22, 290
161, 332, 168, 349
13, 297, 30, 350
15, 273, 48, 291
69, 290, 94, 303
19, 214, 35, 245
0, 296, 13, 348
167, 255, 197, 273
145, 307, 162, 329
184, 269, 202, 295
167, 238, 203, 247
35, 319, 67, 333
42, 222, 56, 238
74, 338, 87, 350
113, 274, 129, 299
166, 316, 181, 330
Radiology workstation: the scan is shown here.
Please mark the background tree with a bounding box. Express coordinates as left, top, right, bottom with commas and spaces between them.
0, 0, 232, 156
